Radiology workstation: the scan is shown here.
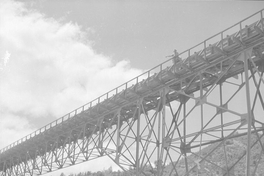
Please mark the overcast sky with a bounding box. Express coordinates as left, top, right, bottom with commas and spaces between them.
0, 0, 264, 175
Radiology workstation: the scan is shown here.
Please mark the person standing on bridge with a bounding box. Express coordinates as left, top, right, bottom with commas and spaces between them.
172, 49, 182, 65
167, 49, 182, 65
167, 49, 182, 72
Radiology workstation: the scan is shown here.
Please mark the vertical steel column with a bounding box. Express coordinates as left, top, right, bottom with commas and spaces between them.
183, 98, 189, 175
136, 100, 141, 176
98, 119, 104, 156
219, 83, 224, 138
220, 83, 229, 175
158, 88, 166, 176
157, 96, 161, 176
244, 51, 252, 176
199, 73, 204, 157
116, 110, 121, 163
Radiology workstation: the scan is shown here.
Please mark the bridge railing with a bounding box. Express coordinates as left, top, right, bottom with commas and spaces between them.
0, 8, 263, 154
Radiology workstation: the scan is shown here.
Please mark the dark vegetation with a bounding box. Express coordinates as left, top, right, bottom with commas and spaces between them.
59, 133, 264, 176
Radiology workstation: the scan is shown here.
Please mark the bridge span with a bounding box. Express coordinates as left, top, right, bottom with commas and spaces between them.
1, 9, 264, 176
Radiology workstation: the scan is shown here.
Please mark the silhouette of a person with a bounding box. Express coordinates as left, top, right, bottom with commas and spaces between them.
172, 49, 181, 65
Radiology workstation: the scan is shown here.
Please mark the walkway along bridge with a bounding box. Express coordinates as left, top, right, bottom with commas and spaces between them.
1, 9, 264, 176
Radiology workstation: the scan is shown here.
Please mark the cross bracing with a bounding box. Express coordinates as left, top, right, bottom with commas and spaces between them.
0, 9, 264, 176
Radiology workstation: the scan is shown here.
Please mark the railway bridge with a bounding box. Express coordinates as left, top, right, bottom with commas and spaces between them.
1, 9, 264, 176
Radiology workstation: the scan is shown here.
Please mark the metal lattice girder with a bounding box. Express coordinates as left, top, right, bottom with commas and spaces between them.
1, 9, 264, 176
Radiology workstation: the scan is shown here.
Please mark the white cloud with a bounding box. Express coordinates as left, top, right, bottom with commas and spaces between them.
0, 113, 32, 149
0, 0, 142, 173
0, 51, 10, 69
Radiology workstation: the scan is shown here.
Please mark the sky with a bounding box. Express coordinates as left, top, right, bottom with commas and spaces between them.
0, 0, 264, 175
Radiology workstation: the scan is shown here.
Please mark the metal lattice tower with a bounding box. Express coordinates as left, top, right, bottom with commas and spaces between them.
1, 9, 264, 176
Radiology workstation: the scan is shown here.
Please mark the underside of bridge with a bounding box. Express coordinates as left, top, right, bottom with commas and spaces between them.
1, 9, 264, 176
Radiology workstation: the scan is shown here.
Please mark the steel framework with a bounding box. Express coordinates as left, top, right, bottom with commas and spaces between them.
1, 9, 264, 176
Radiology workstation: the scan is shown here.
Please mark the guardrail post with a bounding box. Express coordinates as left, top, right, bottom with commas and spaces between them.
261, 10, 264, 29
204, 40, 207, 54
221, 32, 224, 50
239, 22, 242, 39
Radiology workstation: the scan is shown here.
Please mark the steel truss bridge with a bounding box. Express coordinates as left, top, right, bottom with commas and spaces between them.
1, 9, 264, 176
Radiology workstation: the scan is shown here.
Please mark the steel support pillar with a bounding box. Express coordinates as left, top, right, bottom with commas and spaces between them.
244, 49, 253, 176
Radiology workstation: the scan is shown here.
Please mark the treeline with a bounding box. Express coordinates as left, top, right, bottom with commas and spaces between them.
59, 160, 165, 176
59, 167, 139, 176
